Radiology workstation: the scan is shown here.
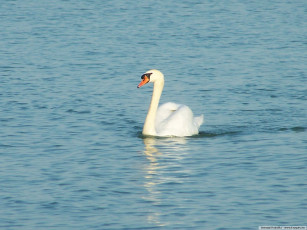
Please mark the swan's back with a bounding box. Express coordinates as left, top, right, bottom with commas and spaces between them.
155, 102, 203, 137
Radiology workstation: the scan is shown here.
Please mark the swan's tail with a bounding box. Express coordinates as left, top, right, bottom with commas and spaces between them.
194, 114, 204, 129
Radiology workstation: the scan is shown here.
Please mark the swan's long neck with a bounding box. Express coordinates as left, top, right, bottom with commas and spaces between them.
142, 78, 164, 136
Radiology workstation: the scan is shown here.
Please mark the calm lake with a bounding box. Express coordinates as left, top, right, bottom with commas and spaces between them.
1, 0, 306, 229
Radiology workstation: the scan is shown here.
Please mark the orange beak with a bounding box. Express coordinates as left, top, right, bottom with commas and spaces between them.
137, 75, 150, 88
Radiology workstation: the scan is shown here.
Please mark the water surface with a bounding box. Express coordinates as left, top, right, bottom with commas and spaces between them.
1, 0, 306, 229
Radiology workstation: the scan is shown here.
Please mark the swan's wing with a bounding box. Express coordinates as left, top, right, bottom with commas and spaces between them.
155, 102, 181, 127
156, 102, 203, 136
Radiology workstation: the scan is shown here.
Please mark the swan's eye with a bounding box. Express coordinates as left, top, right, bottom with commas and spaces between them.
141, 73, 152, 80
141, 73, 151, 80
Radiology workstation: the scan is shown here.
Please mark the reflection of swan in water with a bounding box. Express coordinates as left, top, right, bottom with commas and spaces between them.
142, 137, 164, 226
143, 138, 162, 161
142, 137, 189, 227
144, 137, 187, 156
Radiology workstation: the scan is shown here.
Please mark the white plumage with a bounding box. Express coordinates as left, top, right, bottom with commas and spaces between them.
137, 69, 204, 137
155, 102, 203, 136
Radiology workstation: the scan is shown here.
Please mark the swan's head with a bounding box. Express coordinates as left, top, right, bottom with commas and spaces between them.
137, 69, 164, 88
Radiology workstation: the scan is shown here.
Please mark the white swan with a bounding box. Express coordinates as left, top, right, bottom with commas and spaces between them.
137, 69, 204, 137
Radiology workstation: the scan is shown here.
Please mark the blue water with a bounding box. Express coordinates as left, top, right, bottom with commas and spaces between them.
1, 0, 306, 229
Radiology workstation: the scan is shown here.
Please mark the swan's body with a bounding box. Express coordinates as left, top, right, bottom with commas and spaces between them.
137, 69, 204, 137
